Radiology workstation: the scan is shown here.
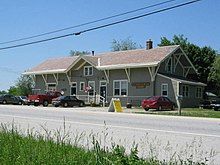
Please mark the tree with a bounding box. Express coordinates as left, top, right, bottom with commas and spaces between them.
111, 37, 141, 51
8, 75, 34, 96
208, 56, 220, 95
158, 35, 217, 84
70, 50, 90, 56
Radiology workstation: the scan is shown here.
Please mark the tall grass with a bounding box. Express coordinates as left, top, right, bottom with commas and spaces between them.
0, 122, 217, 165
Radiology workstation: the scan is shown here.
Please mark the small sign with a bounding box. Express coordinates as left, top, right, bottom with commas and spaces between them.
131, 82, 150, 89
108, 98, 123, 112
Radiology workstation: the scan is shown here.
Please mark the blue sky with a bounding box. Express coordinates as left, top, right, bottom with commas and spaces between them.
0, 0, 219, 91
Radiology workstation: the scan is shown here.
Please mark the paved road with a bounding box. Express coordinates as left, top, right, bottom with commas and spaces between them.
0, 105, 219, 164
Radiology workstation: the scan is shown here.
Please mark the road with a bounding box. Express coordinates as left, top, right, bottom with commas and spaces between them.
0, 105, 219, 164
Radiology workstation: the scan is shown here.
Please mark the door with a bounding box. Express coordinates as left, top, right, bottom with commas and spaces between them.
88, 81, 95, 96
70, 82, 77, 96
100, 81, 107, 100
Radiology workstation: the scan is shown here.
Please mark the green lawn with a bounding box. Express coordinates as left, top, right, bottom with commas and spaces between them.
134, 108, 220, 118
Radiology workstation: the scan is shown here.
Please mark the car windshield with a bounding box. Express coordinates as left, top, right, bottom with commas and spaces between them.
21, 96, 27, 99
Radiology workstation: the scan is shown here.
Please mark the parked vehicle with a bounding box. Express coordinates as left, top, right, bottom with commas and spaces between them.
0, 94, 22, 105
52, 96, 85, 107
28, 91, 62, 107
16, 96, 28, 105
213, 104, 220, 111
141, 96, 175, 111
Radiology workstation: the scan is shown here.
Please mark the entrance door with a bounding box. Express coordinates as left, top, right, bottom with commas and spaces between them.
100, 81, 107, 99
88, 81, 95, 96
70, 82, 77, 96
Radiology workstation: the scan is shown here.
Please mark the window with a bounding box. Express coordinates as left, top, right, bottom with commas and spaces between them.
161, 84, 168, 97
113, 80, 128, 96
80, 82, 85, 91
196, 87, 202, 98
166, 58, 173, 73
182, 85, 189, 97
47, 83, 56, 91
84, 66, 93, 76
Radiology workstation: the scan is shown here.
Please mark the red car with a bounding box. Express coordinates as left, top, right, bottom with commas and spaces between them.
141, 96, 175, 111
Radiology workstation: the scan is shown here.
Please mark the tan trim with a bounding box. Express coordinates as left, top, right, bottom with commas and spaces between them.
157, 73, 206, 86
125, 68, 131, 82
23, 69, 66, 75
97, 62, 158, 70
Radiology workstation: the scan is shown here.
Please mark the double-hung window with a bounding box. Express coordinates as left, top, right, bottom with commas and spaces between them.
182, 85, 189, 97
161, 84, 168, 97
196, 87, 202, 98
84, 66, 93, 76
113, 80, 128, 96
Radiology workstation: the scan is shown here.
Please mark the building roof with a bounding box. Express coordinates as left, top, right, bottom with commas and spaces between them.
24, 56, 78, 75
96, 45, 179, 69
23, 45, 180, 75
158, 73, 206, 86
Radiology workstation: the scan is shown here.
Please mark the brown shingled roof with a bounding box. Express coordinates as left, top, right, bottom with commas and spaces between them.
24, 45, 180, 74
96, 45, 179, 67
25, 56, 78, 74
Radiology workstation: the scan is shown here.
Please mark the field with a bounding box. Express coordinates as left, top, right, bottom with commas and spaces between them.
134, 108, 220, 118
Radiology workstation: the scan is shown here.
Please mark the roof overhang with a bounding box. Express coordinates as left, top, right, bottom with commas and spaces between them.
22, 69, 66, 75
97, 62, 159, 70
158, 73, 206, 86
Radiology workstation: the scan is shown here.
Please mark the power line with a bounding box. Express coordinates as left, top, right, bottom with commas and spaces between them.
0, 0, 201, 51
0, 0, 177, 45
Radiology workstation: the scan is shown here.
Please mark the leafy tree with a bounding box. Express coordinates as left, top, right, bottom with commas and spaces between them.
70, 50, 90, 56
8, 75, 34, 96
158, 35, 217, 83
208, 56, 220, 95
111, 37, 141, 51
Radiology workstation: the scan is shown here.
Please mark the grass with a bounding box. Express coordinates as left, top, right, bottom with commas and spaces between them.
134, 108, 220, 118
0, 122, 217, 164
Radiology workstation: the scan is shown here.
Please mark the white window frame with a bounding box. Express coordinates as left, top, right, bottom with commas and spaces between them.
182, 85, 189, 98
79, 82, 85, 91
47, 83, 57, 91
196, 87, 202, 98
161, 83, 168, 97
113, 80, 128, 97
70, 82, 77, 96
84, 66, 93, 76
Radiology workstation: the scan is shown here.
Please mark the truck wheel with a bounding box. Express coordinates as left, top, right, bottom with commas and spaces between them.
34, 102, 39, 106
43, 100, 49, 107
2, 100, 7, 104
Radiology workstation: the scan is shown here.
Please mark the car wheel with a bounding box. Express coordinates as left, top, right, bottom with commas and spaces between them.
63, 102, 68, 107
144, 108, 149, 111
2, 100, 7, 104
171, 105, 175, 110
79, 102, 84, 107
43, 100, 49, 107
18, 101, 22, 105
158, 106, 162, 111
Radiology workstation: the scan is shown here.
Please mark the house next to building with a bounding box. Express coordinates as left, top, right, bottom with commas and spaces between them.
23, 40, 206, 108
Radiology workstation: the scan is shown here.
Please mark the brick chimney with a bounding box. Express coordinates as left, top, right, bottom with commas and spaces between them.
146, 39, 153, 50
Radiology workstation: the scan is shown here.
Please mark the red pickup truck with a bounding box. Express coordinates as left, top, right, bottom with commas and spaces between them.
28, 91, 62, 107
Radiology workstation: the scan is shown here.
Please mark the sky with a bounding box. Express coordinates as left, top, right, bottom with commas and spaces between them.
0, 0, 219, 91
